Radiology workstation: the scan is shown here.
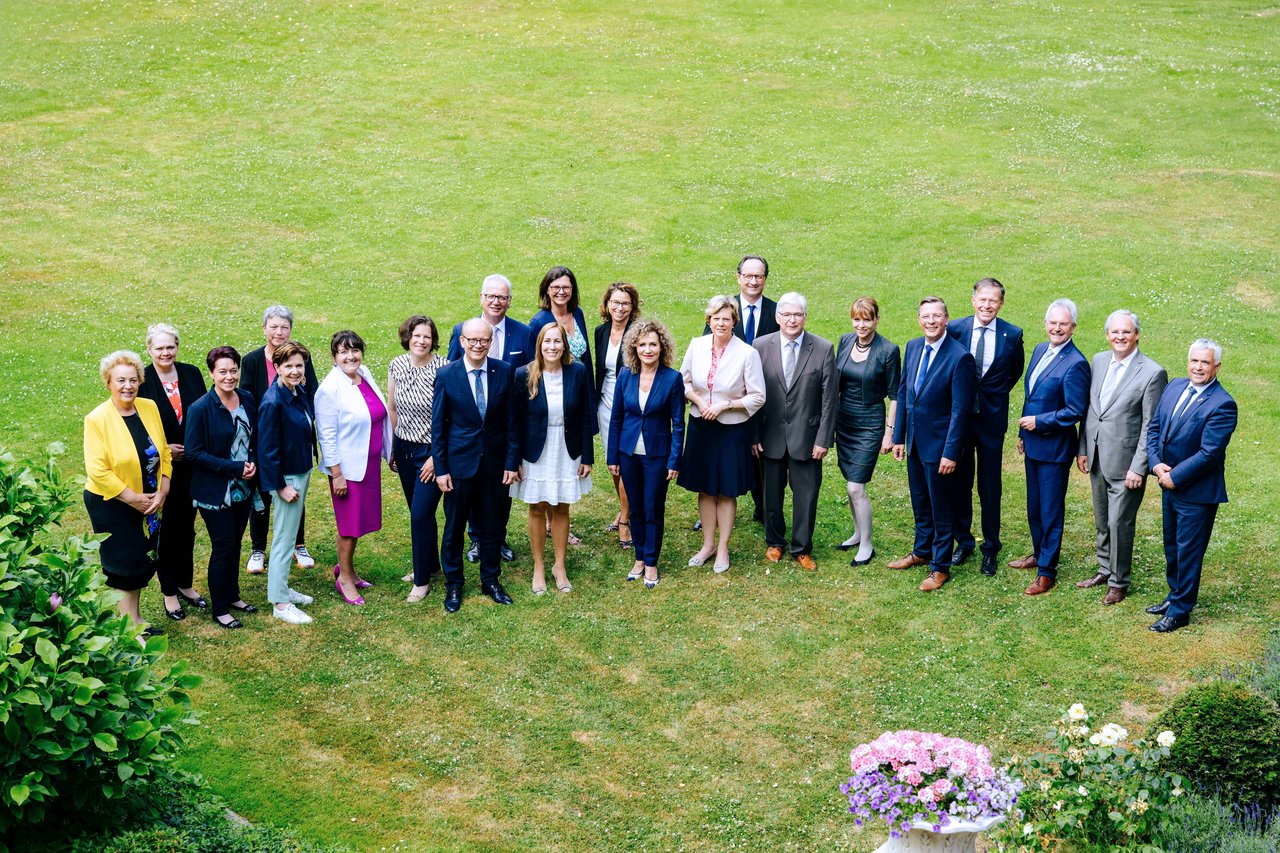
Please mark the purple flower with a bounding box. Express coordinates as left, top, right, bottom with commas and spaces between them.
49, 592, 62, 613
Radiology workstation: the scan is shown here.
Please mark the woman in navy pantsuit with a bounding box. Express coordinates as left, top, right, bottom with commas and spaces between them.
607, 319, 685, 588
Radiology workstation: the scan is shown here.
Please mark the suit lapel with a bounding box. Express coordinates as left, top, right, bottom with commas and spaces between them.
1168, 380, 1216, 440
1102, 353, 1142, 414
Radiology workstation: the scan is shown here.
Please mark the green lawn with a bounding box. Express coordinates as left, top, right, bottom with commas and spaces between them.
2, 1, 1278, 849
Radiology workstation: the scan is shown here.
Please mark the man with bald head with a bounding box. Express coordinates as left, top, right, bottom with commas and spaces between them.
1075, 310, 1167, 605
432, 317, 522, 612
1012, 299, 1090, 596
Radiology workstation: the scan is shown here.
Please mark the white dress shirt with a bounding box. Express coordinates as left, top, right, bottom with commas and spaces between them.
969, 320, 997, 376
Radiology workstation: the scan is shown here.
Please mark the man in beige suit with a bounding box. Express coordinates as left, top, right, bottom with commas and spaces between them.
1075, 309, 1168, 604
751, 292, 838, 570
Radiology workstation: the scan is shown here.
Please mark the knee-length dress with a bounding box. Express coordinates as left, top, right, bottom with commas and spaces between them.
331, 382, 388, 537
834, 332, 901, 483
510, 371, 593, 506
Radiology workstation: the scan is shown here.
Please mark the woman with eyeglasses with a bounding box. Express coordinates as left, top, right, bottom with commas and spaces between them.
594, 282, 640, 549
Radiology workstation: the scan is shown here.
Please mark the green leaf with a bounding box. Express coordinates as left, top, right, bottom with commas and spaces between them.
92, 732, 117, 752
82, 636, 112, 652
34, 637, 58, 668
116, 763, 134, 781
12, 689, 40, 705
73, 685, 93, 705
123, 720, 151, 740
9, 784, 29, 806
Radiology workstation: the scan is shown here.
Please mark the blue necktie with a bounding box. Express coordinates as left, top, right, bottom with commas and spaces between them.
914, 345, 933, 396
472, 369, 487, 419
744, 304, 756, 344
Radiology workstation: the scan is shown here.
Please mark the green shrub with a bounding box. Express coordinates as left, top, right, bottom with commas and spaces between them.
1154, 681, 1280, 808
1160, 791, 1280, 852
0, 445, 200, 839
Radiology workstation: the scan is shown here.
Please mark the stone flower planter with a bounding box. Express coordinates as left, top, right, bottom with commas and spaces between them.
873, 814, 1007, 853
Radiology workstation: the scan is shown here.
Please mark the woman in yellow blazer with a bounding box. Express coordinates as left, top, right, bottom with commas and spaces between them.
84, 350, 173, 635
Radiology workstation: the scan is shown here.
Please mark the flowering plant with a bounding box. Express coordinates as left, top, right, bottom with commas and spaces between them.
840, 730, 1024, 837
997, 704, 1184, 852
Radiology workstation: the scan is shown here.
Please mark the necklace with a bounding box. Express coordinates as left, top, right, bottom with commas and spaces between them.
853, 338, 872, 352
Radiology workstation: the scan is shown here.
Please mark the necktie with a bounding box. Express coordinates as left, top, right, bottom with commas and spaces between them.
1099, 360, 1123, 408
472, 369, 487, 419
913, 344, 933, 395
489, 324, 502, 359
974, 326, 988, 378
784, 340, 798, 389
1028, 348, 1053, 393
744, 304, 756, 344
1171, 386, 1198, 422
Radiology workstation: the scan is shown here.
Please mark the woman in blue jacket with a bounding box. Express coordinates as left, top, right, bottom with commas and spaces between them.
257, 340, 319, 625
510, 324, 594, 594
607, 319, 685, 588
185, 346, 260, 628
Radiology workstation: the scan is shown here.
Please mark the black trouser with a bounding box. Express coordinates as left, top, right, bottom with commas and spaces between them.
441, 471, 506, 590
954, 432, 1006, 557
393, 438, 443, 586
157, 463, 197, 596
250, 492, 305, 552
199, 501, 250, 617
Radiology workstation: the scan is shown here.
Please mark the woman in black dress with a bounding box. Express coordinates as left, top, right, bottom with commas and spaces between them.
139, 323, 209, 622
834, 297, 900, 566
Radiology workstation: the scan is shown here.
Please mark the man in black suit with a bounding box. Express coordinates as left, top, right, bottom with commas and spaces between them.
239, 304, 320, 574
446, 274, 531, 564
946, 278, 1025, 576
432, 318, 522, 613
700, 255, 778, 527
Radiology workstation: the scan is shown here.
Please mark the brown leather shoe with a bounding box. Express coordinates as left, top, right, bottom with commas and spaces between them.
919, 571, 950, 591
765, 546, 783, 562
1103, 587, 1126, 606
1076, 572, 1108, 589
1008, 554, 1038, 569
795, 554, 817, 571
888, 552, 928, 570
1024, 576, 1056, 596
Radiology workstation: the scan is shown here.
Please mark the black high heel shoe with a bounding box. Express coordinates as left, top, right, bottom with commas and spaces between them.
850, 548, 876, 567
178, 591, 209, 609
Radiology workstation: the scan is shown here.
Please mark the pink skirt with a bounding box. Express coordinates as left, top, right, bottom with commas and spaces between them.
331, 383, 386, 538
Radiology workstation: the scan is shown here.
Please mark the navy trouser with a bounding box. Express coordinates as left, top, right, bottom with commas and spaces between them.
954, 433, 1006, 557
906, 448, 961, 573
441, 472, 504, 590
393, 438, 443, 586
1025, 457, 1072, 579
199, 501, 250, 618
618, 451, 670, 567
1162, 494, 1218, 621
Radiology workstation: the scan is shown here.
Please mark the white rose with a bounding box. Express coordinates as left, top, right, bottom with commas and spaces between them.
1023, 823, 1035, 837
1089, 732, 1105, 746
1039, 780, 1051, 793
1067, 703, 1088, 721
1077, 786, 1088, 797
1157, 730, 1176, 748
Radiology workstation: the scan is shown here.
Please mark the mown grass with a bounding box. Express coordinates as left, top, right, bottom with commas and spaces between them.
2, 0, 1278, 849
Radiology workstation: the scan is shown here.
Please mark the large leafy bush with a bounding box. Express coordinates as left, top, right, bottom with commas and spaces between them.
0, 445, 199, 838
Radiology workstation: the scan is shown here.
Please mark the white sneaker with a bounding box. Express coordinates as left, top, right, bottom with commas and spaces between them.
293, 545, 316, 568
286, 588, 313, 606
246, 550, 266, 574
272, 603, 312, 625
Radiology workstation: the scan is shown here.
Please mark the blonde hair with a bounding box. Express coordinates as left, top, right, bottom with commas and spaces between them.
145, 323, 180, 348
526, 323, 573, 399
99, 350, 144, 386
622, 318, 676, 372
704, 294, 740, 326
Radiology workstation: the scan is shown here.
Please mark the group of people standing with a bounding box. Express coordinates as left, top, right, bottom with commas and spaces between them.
81, 258, 1236, 635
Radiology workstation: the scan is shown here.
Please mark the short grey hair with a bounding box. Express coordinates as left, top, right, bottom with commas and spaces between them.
145, 322, 180, 348
776, 292, 807, 313
1045, 298, 1078, 325
481, 274, 512, 295
1104, 309, 1140, 334
1189, 338, 1223, 365
262, 305, 294, 327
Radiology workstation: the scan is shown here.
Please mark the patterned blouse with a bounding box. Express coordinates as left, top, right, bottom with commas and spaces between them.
388, 353, 448, 444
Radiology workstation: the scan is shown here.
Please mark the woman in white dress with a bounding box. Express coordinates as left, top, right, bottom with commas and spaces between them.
593, 282, 639, 549
511, 324, 594, 594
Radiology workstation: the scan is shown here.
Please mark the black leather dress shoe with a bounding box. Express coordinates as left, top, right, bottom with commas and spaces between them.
1145, 600, 1170, 615
443, 588, 463, 613
980, 554, 998, 576
483, 583, 513, 605
501, 542, 516, 562
466, 541, 480, 564
951, 546, 975, 567
1150, 614, 1189, 633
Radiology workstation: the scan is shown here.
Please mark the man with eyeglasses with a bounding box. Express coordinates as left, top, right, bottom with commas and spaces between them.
699, 255, 779, 527
448, 274, 531, 563
432, 318, 522, 612
751, 292, 838, 571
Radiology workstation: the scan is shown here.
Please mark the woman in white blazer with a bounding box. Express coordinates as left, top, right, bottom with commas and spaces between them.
678, 295, 766, 574
315, 330, 392, 606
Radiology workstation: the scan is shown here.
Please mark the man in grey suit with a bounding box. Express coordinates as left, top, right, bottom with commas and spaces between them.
1075, 309, 1168, 605
751, 292, 838, 570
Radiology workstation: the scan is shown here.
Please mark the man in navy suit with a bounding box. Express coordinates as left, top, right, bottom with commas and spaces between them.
1012, 299, 1091, 596
1144, 339, 1237, 632
889, 297, 977, 592
947, 278, 1025, 576
432, 318, 522, 612
447, 274, 531, 563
